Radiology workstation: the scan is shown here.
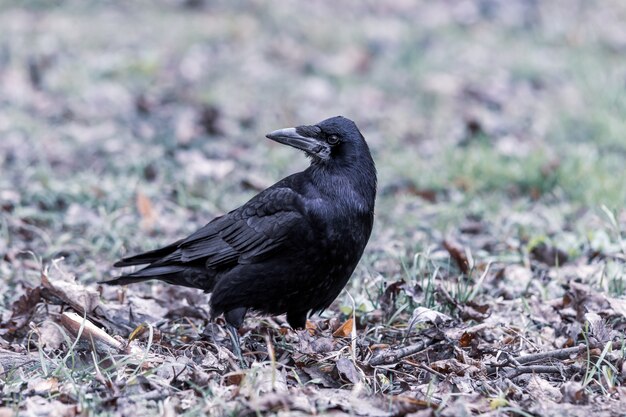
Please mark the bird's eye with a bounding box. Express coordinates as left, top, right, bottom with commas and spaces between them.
327, 135, 339, 145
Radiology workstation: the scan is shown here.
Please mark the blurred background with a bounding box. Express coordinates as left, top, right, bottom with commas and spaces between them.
1, 0, 626, 285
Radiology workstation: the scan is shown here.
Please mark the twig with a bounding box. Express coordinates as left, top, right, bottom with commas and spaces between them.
488, 341, 625, 376
418, 363, 446, 379
487, 345, 584, 375
0, 348, 38, 374
506, 365, 563, 379
368, 339, 433, 366
515, 344, 586, 365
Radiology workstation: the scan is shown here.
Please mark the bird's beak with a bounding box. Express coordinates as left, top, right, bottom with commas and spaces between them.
266, 127, 331, 160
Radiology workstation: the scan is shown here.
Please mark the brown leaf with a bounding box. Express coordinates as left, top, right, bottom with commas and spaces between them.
312, 388, 392, 416
225, 372, 245, 386
526, 376, 562, 402
430, 358, 482, 377
3, 286, 41, 338
443, 238, 471, 274
332, 317, 354, 338
305, 319, 317, 335
311, 337, 334, 354
459, 301, 490, 321
10, 286, 41, 317
380, 280, 404, 316
560, 381, 588, 405
136, 191, 156, 229
530, 242, 568, 266
459, 332, 476, 348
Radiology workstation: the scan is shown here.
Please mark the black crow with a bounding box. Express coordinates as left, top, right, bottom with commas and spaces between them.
104, 116, 376, 342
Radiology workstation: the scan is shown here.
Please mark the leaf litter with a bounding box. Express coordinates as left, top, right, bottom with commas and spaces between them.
2, 1, 626, 416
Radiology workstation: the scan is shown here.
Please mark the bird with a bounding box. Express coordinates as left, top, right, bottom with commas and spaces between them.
103, 116, 376, 356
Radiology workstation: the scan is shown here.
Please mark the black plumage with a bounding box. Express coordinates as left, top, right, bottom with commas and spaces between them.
104, 116, 376, 330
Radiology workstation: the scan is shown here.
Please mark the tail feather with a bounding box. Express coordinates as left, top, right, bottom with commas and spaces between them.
113, 240, 183, 267
101, 264, 215, 291
99, 275, 153, 286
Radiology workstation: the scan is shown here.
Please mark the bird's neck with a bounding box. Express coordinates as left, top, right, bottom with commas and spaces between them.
307, 157, 377, 214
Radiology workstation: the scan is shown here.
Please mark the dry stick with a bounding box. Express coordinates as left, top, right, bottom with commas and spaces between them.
369, 339, 432, 366
0, 348, 38, 374
516, 341, 623, 365
487, 346, 582, 375
505, 365, 563, 379
488, 341, 624, 376
515, 344, 586, 365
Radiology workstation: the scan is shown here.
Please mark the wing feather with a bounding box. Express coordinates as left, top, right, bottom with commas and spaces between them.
177, 187, 307, 267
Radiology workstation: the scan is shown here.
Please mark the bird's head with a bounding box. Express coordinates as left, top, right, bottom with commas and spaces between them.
266, 116, 369, 165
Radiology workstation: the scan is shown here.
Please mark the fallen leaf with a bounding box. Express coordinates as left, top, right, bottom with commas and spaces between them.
443, 238, 471, 274
332, 317, 354, 338
459, 332, 476, 348
3, 286, 42, 338
37, 320, 66, 350
409, 307, 452, 326
560, 381, 588, 405
525, 376, 562, 402
27, 377, 59, 395
136, 191, 156, 229
301, 366, 340, 388
530, 242, 568, 266
336, 357, 360, 384
41, 262, 99, 314
605, 296, 626, 318
24, 397, 78, 417
225, 372, 244, 386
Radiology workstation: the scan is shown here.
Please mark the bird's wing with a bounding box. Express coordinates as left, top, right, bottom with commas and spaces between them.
176, 187, 309, 267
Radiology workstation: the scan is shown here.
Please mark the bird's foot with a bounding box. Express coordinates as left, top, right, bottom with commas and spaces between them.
227, 324, 246, 368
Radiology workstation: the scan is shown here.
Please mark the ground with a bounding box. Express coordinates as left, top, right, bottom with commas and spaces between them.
1, 0, 626, 416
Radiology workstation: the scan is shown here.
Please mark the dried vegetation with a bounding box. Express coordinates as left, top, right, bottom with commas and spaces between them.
1, 0, 626, 415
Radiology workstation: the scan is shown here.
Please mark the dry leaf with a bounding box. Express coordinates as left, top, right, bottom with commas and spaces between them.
526, 376, 562, 402
24, 397, 78, 417
27, 377, 59, 395
41, 263, 99, 313
409, 307, 451, 325
225, 372, 245, 386
332, 317, 354, 338
560, 381, 588, 405
136, 191, 156, 229
530, 242, 568, 266
336, 358, 360, 384
605, 296, 626, 318
37, 320, 66, 350
443, 238, 471, 274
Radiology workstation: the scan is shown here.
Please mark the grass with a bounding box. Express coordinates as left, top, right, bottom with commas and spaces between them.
2, 1, 626, 416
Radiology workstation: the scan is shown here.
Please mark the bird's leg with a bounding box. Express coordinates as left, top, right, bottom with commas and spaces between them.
287, 310, 310, 352
224, 307, 248, 368
227, 324, 246, 368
